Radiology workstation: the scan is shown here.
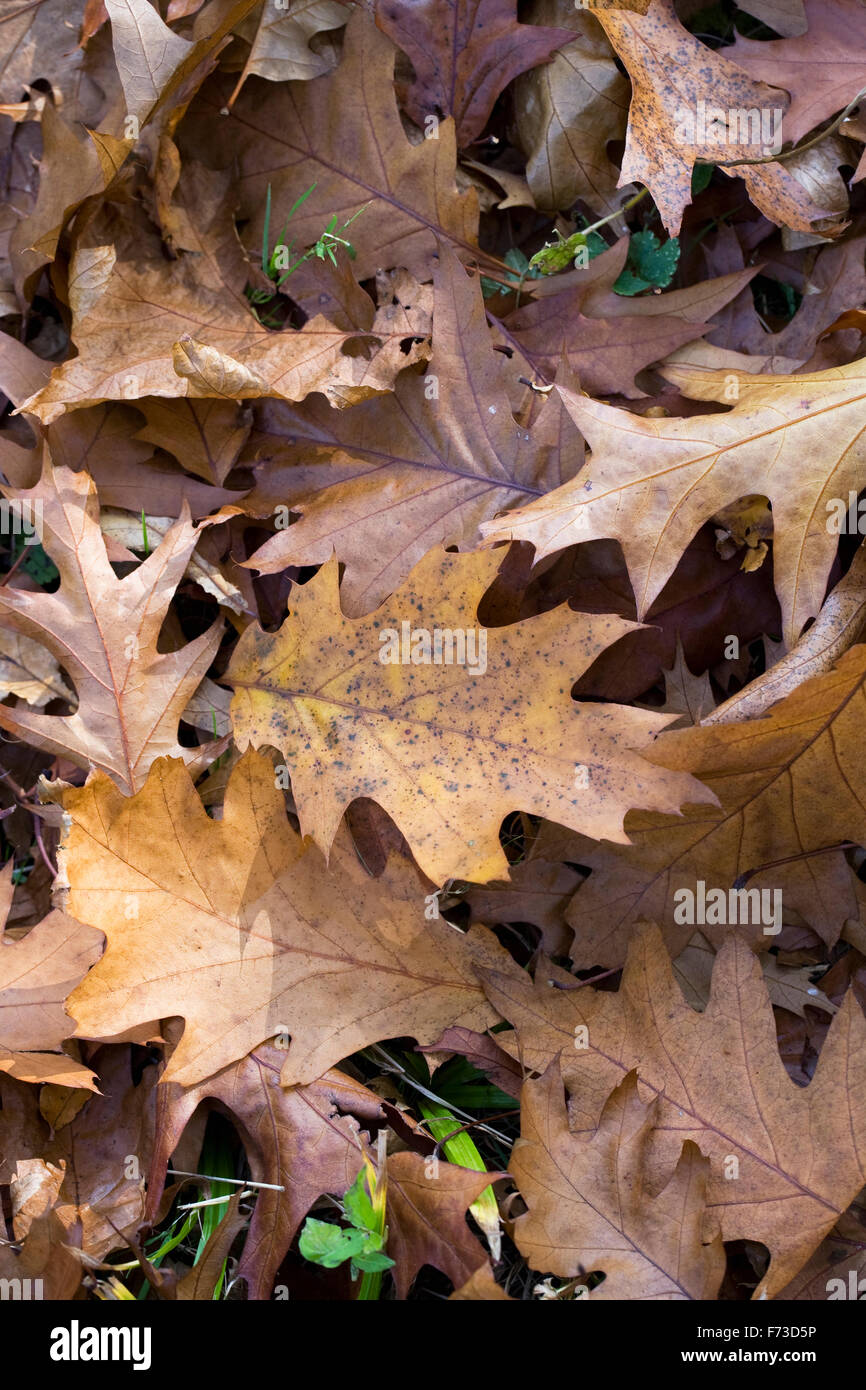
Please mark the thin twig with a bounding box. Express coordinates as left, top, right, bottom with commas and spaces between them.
33, 816, 56, 878
0, 546, 28, 586
176, 1193, 253, 1211
167, 1168, 285, 1192
547, 965, 621, 991
733, 842, 858, 890
697, 86, 866, 168
369, 1044, 513, 1144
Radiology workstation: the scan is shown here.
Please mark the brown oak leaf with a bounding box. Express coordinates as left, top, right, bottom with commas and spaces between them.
481, 924, 866, 1298
226, 546, 714, 884
55, 750, 513, 1087
0, 463, 223, 793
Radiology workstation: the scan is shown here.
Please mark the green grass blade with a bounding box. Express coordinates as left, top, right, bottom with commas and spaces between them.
418, 1099, 501, 1260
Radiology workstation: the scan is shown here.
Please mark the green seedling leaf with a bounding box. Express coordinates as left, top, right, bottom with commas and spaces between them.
614, 230, 680, 295
691, 163, 714, 195
529, 228, 608, 277
352, 1248, 395, 1274
530, 230, 586, 275
343, 1168, 378, 1236
299, 1218, 367, 1269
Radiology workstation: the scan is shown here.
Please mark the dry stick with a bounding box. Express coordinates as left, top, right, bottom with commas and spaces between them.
0, 546, 28, 587
32, 816, 56, 878
547, 964, 621, 991
697, 85, 866, 169
369, 1044, 512, 1145
0, 768, 26, 799
177, 1193, 253, 1211
733, 842, 858, 892
702, 539, 866, 726
167, 1168, 285, 1192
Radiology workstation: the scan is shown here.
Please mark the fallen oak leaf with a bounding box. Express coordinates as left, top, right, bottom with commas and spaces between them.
495, 287, 709, 401
0, 863, 101, 1090
19, 163, 428, 423
497, 250, 761, 396
13, 0, 260, 307
482, 357, 866, 648
459, 158, 536, 212
560, 642, 866, 964
98, 508, 248, 615
385, 1150, 505, 1298
0, 461, 224, 793
462, 858, 583, 957
171, 335, 270, 398
132, 397, 252, 487
105, 0, 196, 123
228, 0, 351, 99
226, 546, 715, 884
13, 1047, 157, 1261
704, 230, 866, 363
180, 7, 482, 295
418, 1026, 524, 1099
481, 923, 866, 1298
0, 627, 75, 708
511, 1064, 725, 1299
0, 1205, 83, 1300
672, 931, 836, 1018
105, 0, 261, 130
591, 0, 840, 236
0, 328, 52, 406
0, 0, 93, 111
511, 0, 630, 217
729, 0, 866, 147
241, 244, 578, 614
776, 1194, 866, 1300
653, 637, 716, 727
144, 1047, 383, 1300
374, 0, 572, 147
53, 749, 514, 1087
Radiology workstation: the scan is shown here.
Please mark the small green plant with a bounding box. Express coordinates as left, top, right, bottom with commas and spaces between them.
528, 184, 670, 284
529, 219, 680, 296
247, 183, 369, 326
480, 247, 545, 299
612, 229, 681, 295
528, 226, 608, 277
299, 1149, 394, 1293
